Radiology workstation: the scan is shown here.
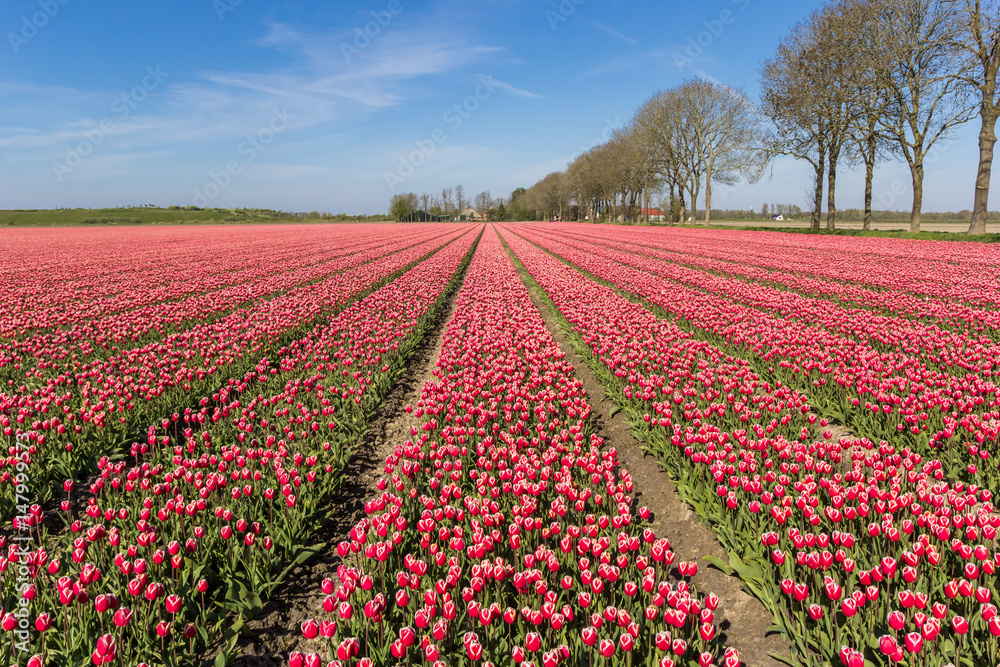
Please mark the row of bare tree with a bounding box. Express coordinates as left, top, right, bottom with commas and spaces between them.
538, 79, 763, 226
763, 0, 1000, 233
522, 0, 1000, 233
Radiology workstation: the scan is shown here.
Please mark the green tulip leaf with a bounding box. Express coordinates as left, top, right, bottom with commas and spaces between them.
702, 555, 732, 575
767, 652, 802, 667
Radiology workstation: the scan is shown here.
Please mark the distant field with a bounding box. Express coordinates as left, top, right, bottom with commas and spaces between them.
0, 207, 306, 226
709, 218, 1000, 233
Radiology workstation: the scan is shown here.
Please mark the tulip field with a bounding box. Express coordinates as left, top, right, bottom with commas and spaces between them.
499, 223, 1000, 667
1, 222, 999, 667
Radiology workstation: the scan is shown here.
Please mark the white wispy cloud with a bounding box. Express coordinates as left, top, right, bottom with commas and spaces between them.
589, 21, 638, 44
2, 13, 507, 160
55, 151, 178, 181
579, 48, 677, 79
0, 4, 548, 209
481, 76, 542, 99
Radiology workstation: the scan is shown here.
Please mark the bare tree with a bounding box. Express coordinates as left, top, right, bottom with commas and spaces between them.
441, 187, 453, 217
872, 0, 975, 232
810, 4, 861, 230
455, 185, 466, 214
474, 191, 492, 218
634, 91, 690, 224
526, 172, 570, 220
760, 22, 831, 231
677, 79, 764, 226
567, 149, 611, 222
603, 129, 650, 222
837, 0, 896, 230
948, 0, 1000, 233
389, 193, 419, 221
673, 91, 707, 225
610, 125, 661, 223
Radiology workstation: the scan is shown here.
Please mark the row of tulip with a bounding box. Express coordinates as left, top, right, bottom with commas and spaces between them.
540, 225, 1000, 338
527, 226, 999, 381
0, 226, 481, 666
550, 224, 1000, 309
0, 226, 472, 520
1, 226, 454, 379
509, 225, 1000, 489
0, 226, 390, 339
502, 226, 1000, 667
292, 227, 735, 667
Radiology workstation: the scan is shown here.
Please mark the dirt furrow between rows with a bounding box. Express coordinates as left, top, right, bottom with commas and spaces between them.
516, 264, 792, 667
228, 260, 469, 667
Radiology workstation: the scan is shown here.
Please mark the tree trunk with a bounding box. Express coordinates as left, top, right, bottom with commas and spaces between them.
910, 159, 924, 233
811, 159, 824, 231
644, 182, 650, 225
863, 136, 876, 231
677, 182, 687, 225
690, 181, 700, 225
826, 153, 838, 231
705, 168, 714, 227
669, 180, 677, 224
970, 108, 998, 235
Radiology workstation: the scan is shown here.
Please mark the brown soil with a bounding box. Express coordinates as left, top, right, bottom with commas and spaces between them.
228, 279, 462, 666
517, 271, 792, 667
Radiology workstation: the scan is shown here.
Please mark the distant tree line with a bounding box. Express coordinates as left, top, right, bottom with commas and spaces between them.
833, 208, 1000, 222
389, 187, 469, 221
293, 211, 385, 221
388, 184, 568, 222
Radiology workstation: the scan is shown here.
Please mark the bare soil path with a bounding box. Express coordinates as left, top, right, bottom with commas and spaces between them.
510, 245, 792, 667
229, 267, 466, 666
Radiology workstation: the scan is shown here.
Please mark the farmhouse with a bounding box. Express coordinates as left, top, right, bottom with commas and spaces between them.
641, 208, 666, 222
459, 207, 484, 221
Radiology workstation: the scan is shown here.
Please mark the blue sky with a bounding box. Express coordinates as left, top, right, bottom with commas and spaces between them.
0, 0, 989, 214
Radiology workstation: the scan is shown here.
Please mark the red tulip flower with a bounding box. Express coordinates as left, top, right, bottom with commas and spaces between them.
301, 619, 319, 639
